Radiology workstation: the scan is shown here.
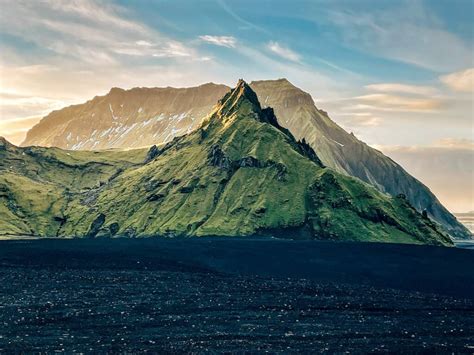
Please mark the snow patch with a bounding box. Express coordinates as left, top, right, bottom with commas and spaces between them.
100, 127, 112, 137
155, 113, 165, 122
142, 118, 153, 127
323, 135, 344, 147
109, 104, 119, 120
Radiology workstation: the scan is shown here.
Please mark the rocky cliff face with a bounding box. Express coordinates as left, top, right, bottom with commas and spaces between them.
21, 79, 470, 239
22, 83, 229, 150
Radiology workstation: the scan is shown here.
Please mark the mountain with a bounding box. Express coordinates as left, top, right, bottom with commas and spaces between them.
21, 79, 470, 239
22, 83, 229, 150
1, 82, 452, 246
249, 79, 470, 240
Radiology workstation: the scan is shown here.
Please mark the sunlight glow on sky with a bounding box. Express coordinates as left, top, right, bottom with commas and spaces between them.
0, 0, 473, 211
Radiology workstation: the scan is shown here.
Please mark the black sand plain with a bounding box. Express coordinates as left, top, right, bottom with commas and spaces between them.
0, 238, 473, 352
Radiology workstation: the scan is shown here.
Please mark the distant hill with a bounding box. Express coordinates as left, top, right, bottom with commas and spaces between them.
21, 79, 470, 239
0, 81, 452, 246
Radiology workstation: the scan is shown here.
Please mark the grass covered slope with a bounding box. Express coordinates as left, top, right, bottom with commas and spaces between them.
0, 82, 452, 246
0, 137, 146, 237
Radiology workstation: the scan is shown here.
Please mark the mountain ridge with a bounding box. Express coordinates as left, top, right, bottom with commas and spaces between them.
0, 81, 453, 246
19, 79, 470, 239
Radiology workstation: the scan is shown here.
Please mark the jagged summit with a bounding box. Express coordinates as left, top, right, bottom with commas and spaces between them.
215, 80, 288, 131
216, 79, 261, 117
204, 81, 323, 167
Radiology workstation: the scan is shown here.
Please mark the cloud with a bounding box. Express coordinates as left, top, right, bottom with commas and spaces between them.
199, 35, 236, 48
267, 41, 300, 62
0, 78, 69, 120
0, 0, 196, 65
136, 40, 153, 47
151, 42, 193, 58
217, 0, 269, 34
434, 138, 474, 150
354, 94, 443, 112
440, 68, 474, 92
326, 3, 472, 71
365, 83, 437, 96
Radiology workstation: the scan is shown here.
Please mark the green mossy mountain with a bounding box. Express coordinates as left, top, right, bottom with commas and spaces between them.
0, 83, 452, 246
21, 79, 469, 240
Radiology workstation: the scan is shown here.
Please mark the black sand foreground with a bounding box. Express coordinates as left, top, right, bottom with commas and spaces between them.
0, 238, 473, 352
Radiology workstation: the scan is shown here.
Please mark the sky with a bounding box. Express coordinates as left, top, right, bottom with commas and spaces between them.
0, 0, 473, 211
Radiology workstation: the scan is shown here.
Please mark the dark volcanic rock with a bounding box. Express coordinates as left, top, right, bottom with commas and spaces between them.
144, 145, 161, 163
145, 179, 167, 192
147, 193, 165, 201
238, 156, 263, 168
0, 137, 9, 151
109, 222, 120, 236
86, 214, 106, 238
208, 145, 232, 170
179, 186, 194, 193
297, 138, 324, 167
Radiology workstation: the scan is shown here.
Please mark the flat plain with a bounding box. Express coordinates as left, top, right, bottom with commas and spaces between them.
0, 238, 473, 352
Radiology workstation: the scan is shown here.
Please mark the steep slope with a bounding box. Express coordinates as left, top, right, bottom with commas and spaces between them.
0, 137, 146, 236
250, 79, 470, 239
19, 80, 469, 239
22, 83, 229, 150
1, 83, 452, 246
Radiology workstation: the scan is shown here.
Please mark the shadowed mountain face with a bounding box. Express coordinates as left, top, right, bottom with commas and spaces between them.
21, 79, 470, 239
0, 82, 452, 246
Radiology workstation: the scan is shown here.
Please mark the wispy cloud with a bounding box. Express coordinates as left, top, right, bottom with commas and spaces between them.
440, 68, 474, 92
434, 137, 474, 150
365, 83, 437, 96
326, 2, 472, 71
0, 0, 196, 65
267, 41, 300, 62
217, 0, 269, 34
199, 35, 237, 48
151, 43, 193, 58
353, 94, 443, 112
136, 40, 153, 47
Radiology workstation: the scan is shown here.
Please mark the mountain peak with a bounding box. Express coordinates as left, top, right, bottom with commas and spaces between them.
217, 79, 262, 118
232, 79, 261, 107
108, 87, 125, 95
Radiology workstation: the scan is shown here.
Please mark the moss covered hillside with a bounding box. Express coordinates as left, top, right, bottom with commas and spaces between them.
0, 81, 452, 246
